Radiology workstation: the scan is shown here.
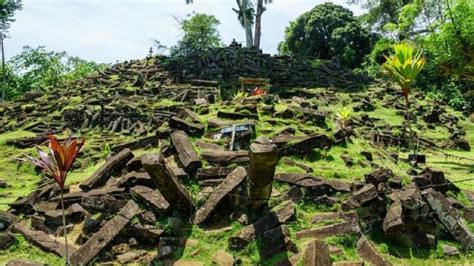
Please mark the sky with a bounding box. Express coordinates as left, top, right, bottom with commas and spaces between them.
6, 0, 366, 63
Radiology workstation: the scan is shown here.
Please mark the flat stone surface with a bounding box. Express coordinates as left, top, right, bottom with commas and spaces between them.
130, 185, 170, 213
69, 200, 140, 265
194, 167, 247, 225
212, 250, 234, 266
296, 221, 357, 239
80, 148, 134, 191
422, 188, 474, 249
6, 260, 45, 266
201, 150, 249, 165
342, 184, 378, 210
356, 235, 392, 266
13, 220, 77, 258
303, 239, 331, 266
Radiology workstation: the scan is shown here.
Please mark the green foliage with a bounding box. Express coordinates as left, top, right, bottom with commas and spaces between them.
278, 3, 373, 68
2, 46, 106, 100
0, 0, 22, 32
334, 106, 353, 130
232, 90, 249, 102
382, 42, 425, 94
170, 13, 222, 56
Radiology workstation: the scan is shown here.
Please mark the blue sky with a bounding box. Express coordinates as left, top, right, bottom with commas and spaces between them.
6, 0, 365, 63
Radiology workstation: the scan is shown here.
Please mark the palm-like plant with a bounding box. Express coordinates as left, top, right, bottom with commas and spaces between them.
383, 42, 424, 153
25, 134, 84, 264
383, 42, 425, 108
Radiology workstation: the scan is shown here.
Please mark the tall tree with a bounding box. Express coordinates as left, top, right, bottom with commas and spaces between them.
186, 0, 272, 49
0, 0, 22, 102
253, 0, 272, 49
170, 13, 222, 56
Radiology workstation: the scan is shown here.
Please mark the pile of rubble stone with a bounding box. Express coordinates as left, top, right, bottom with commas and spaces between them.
1, 90, 473, 264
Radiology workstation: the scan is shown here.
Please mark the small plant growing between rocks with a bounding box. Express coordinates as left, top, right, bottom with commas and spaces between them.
382, 42, 425, 153
334, 107, 353, 130
24, 134, 84, 265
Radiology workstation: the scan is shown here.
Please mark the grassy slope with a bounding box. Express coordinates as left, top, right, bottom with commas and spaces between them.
0, 88, 473, 265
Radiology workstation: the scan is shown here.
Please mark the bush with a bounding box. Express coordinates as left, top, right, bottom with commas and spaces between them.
278, 3, 373, 68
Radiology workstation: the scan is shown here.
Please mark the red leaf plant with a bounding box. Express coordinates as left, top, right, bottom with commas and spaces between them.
24, 134, 84, 263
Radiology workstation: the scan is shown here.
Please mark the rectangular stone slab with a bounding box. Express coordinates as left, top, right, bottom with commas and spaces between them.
422, 188, 474, 249
194, 167, 247, 225
80, 148, 134, 191
130, 185, 170, 213
201, 150, 249, 165
296, 221, 357, 239
228, 201, 295, 250
169, 116, 204, 136
272, 134, 331, 157
303, 239, 331, 266
142, 153, 195, 213
170, 130, 202, 174
13, 220, 77, 258
356, 235, 392, 266
69, 200, 140, 265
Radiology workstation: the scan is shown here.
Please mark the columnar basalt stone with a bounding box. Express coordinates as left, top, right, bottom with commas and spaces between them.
170, 130, 202, 174
141, 153, 195, 213
169, 116, 205, 136
248, 136, 278, 211
13, 220, 77, 258
194, 167, 247, 225
130, 185, 170, 213
80, 148, 134, 191
422, 188, 474, 249
383, 199, 404, 233
69, 200, 140, 265
303, 239, 332, 266
356, 235, 392, 266
229, 201, 295, 250
201, 150, 249, 165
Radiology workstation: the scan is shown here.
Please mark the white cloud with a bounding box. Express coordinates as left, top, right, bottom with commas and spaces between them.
7, 0, 366, 63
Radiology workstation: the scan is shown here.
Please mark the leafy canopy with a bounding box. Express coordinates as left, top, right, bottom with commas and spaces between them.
2, 46, 106, 100
278, 3, 373, 68
170, 13, 222, 56
0, 0, 22, 32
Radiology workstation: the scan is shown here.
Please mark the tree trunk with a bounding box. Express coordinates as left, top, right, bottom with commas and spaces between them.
253, 0, 265, 49
241, 0, 254, 48
1, 34, 5, 103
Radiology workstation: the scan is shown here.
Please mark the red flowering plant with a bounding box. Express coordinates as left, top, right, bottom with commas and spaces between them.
25, 134, 84, 262
252, 87, 267, 96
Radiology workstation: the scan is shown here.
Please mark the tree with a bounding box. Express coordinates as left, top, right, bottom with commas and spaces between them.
0, 0, 22, 102
278, 3, 373, 68
3, 46, 105, 100
185, 0, 273, 49
382, 42, 425, 153
170, 13, 221, 56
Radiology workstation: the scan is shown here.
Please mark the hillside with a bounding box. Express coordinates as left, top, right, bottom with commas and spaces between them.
0, 49, 473, 265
